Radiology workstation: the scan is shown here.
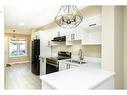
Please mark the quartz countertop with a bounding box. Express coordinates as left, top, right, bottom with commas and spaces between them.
40, 62, 115, 89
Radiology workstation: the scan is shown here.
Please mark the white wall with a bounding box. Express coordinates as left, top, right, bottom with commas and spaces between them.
0, 6, 4, 90
102, 6, 115, 71
102, 6, 124, 89
124, 7, 127, 89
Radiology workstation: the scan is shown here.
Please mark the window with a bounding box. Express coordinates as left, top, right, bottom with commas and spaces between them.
9, 38, 27, 57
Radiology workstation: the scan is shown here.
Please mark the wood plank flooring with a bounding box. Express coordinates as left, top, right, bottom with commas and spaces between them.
5, 63, 41, 89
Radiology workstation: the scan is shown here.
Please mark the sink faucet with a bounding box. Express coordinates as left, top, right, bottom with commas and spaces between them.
78, 49, 84, 63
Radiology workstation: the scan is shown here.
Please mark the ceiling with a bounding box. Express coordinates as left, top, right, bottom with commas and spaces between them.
4, 0, 85, 35
5, 5, 60, 34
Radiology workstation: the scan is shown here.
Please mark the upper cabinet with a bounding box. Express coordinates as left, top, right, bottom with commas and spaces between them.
67, 29, 83, 41
65, 15, 102, 45
80, 15, 101, 29
80, 15, 102, 45
39, 14, 102, 47
40, 30, 51, 57
81, 26, 102, 45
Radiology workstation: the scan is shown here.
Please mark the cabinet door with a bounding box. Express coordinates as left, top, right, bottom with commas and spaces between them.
68, 28, 83, 41
81, 15, 102, 45
40, 31, 51, 57
58, 28, 67, 36
66, 30, 73, 41
40, 31, 51, 75
81, 15, 101, 29
73, 30, 83, 40
59, 62, 67, 71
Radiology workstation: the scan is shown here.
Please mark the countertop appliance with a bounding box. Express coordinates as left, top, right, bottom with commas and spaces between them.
46, 51, 71, 74
31, 39, 40, 75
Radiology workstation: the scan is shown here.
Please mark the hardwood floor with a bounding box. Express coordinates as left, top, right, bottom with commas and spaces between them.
5, 63, 41, 89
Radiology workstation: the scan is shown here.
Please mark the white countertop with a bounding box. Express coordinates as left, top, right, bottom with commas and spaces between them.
40, 62, 115, 89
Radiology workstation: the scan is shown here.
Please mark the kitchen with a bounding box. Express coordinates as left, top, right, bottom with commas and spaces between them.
37, 7, 115, 89
2, 5, 127, 90
31, 6, 125, 89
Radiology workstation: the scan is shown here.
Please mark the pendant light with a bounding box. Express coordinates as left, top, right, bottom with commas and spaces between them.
54, 5, 83, 28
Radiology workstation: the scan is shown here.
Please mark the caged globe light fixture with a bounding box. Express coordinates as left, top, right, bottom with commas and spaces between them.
54, 5, 83, 28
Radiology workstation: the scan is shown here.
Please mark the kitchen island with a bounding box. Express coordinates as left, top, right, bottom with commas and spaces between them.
40, 62, 115, 89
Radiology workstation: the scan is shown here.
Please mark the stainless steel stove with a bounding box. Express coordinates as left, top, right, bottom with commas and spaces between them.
46, 51, 71, 74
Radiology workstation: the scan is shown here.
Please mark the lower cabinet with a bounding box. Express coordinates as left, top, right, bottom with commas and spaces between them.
59, 61, 79, 71
59, 62, 68, 71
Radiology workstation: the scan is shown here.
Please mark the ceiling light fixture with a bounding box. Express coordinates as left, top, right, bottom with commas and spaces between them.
54, 5, 83, 28
18, 22, 24, 26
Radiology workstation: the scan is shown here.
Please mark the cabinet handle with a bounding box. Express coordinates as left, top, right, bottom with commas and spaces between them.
71, 34, 73, 40
66, 64, 70, 69
89, 24, 96, 27
71, 33, 75, 40
66, 64, 69, 69
69, 64, 70, 69
73, 34, 75, 40
66, 64, 68, 69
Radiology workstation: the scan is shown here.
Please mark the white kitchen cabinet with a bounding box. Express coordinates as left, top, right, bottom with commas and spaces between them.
40, 31, 51, 57
40, 57, 46, 75
47, 41, 58, 47
81, 15, 102, 45
42, 15, 102, 46
48, 28, 67, 46
51, 28, 67, 39
50, 29, 72, 46
81, 26, 102, 45
59, 62, 67, 71
58, 28, 67, 37
65, 29, 83, 45
40, 31, 51, 75
49, 30, 57, 46
59, 60, 79, 71
65, 30, 73, 45
81, 15, 102, 29
66, 29, 83, 41
65, 15, 102, 46
46, 29, 58, 47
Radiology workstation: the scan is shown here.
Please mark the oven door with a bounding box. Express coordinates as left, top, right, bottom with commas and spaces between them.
46, 62, 59, 74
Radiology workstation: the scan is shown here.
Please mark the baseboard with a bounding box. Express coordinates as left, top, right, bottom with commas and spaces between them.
7, 61, 31, 65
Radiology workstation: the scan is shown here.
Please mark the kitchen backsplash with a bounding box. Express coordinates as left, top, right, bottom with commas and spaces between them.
52, 40, 101, 58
